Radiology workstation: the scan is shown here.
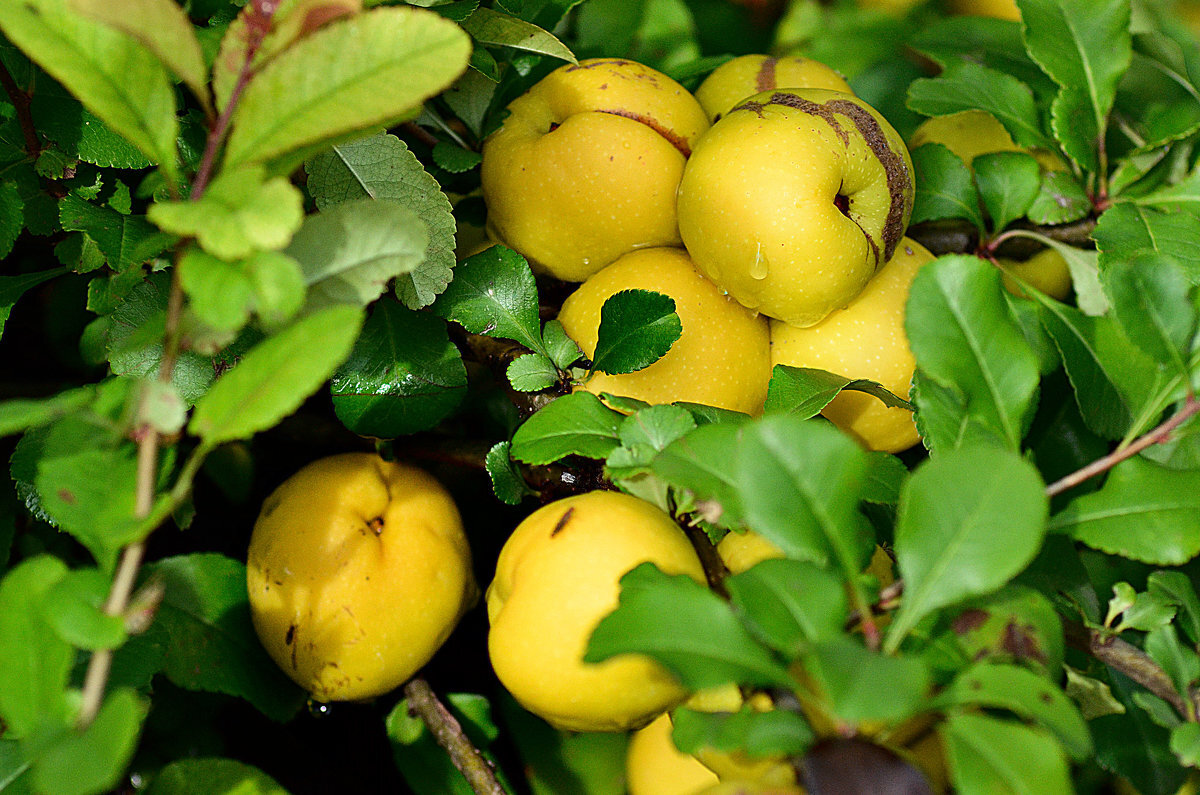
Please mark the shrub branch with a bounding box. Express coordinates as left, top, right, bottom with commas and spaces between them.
403, 678, 507, 795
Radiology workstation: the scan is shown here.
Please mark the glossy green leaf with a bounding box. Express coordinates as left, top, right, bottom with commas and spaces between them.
1020, 0, 1131, 172
0, 386, 95, 439
508, 354, 559, 392
726, 558, 848, 655
1103, 253, 1197, 375
486, 441, 535, 506
650, 422, 747, 529
306, 133, 457, 309
459, 7, 575, 63
909, 143, 984, 230
148, 167, 304, 261
223, 7, 470, 175
144, 758, 289, 795
189, 305, 364, 445
542, 320, 584, 369
906, 255, 1040, 452
1050, 457, 1200, 566
974, 151, 1041, 232
510, 392, 623, 465
804, 637, 931, 725
330, 299, 467, 437
585, 562, 795, 689
589, 290, 681, 376
1145, 625, 1200, 700
671, 706, 813, 760
30, 688, 146, 795
1094, 203, 1200, 284
431, 245, 545, 355
0, 0, 179, 184
1026, 171, 1092, 226
764, 365, 911, 419
431, 141, 482, 173
885, 446, 1048, 652
1147, 571, 1200, 646
147, 554, 305, 722
59, 195, 174, 272
286, 200, 428, 313
942, 713, 1072, 795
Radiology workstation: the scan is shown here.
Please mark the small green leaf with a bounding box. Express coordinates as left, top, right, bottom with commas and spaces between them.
189, 305, 365, 445
41, 568, 126, 651
305, 133, 457, 309
330, 299, 467, 437
1170, 723, 1200, 768
1145, 625, 1200, 704
148, 167, 304, 261
805, 637, 931, 726
509, 392, 623, 465
178, 249, 255, 332
60, 195, 174, 272
1050, 457, 1200, 566
1117, 590, 1177, 633
223, 7, 471, 175
589, 290, 681, 376
763, 365, 911, 419
508, 354, 559, 392
0, 182, 24, 260
726, 558, 848, 655
910, 143, 984, 231
671, 707, 814, 760
431, 245, 545, 355
431, 141, 483, 173
1027, 170, 1092, 226
0, 268, 69, 341
1148, 571, 1200, 646
286, 200, 428, 313
585, 562, 796, 689
885, 446, 1048, 653
1102, 253, 1197, 375
459, 7, 576, 63
1094, 203, 1200, 284
486, 441, 535, 505
144, 758, 289, 795
974, 151, 1041, 232
542, 319, 584, 369
0, 386, 95, 439
862, 452, 907, 506
942, 713, 1072, 795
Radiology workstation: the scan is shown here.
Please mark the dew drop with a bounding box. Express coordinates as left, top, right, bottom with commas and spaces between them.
749, 244, 770, 280
308, 699, 333, 718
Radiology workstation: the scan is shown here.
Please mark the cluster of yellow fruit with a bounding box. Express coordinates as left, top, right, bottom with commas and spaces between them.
483, 54, 927, 454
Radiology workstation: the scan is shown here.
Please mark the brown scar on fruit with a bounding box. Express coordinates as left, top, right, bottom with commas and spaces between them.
551, 507, 576, 537
287, 624, 299, 669
755, 57, 779, 92
596, 109, 691, 157
367, 516, 384, 535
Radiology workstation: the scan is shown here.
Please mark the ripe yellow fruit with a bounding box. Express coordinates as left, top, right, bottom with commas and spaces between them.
716, 530, 785, 575
694, 55, 852, 123
557, 247, 772, 415
999, 247, 1072, 301
487, 491, 706, 731
768, 239, 935, 453
480, 58, 709, 282
627, 713, 720, 795
681, 686, 799, 788
946, 0, 1020, 20
908, 109, 1022, 167
247, 453, 477, 702
677, 88, 915, 328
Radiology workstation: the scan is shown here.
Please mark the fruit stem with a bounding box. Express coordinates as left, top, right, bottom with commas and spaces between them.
402, 678, 508, 795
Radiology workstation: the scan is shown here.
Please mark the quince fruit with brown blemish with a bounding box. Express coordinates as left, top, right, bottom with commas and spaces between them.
694, 54, 852, 123
480, 58, 710, 282
246, 453, 477, 702
486, 491, 705, 731
557, 247, 772, 415
677, 88, 915, 328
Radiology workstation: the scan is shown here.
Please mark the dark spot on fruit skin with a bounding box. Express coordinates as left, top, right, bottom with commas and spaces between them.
755, 56, 779, 93
367, 516, 384, 536
595, 108, 691, 157
951, 608, 990, 635
260, 493, 282, 519
285, 625, 296, 645
551, 507, 576, 537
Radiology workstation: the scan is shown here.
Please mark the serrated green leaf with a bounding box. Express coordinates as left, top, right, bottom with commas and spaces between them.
943, 713, 1072, 795
671, 707, 813, 760
305, 132, 457, 309
1050, 456, 1200, 565
189, 305, 364, 445
31, 85, 155, 171
910, 143, 984, 230
805, 637, 931, 726
906, 255, 1040, 452
0, 0, 179, 185
0, 268, 68, 341
1020, 0, 1131, 173
542, 319, 584, 369
223, 7, 470, 175
0, 182, 22, 260
1094, 203, 1200, 284
30, 687, 146, 795
148, 167, 303, 261
144, 758, 290, 795
508, 353, 559, 392
459, 7, 576, 63
589, 290, 681, 376
286, 200, 428, 313
585, 562, 795, 689
885, 446, 1048, 653
1131, 165, 1200, 211
974, 151, 1041, 232
906, 61, 1055, 151
60, 195, 174, 272
431, 141, 482, 173
330, 298, 467, 436
763, 365, 911, 419
909, 15, 1054, 95
1027, 170, 1093, 225
147, 554, 305, 722
726, 558, 847, 655
1103, 252, 1196, 375
431, 245, 546, 355
1148, 571, 1200, 646
509, 392, 623, 465
486, 441, 535, 505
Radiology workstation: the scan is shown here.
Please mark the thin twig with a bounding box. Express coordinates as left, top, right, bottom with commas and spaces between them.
683, 522, 730, 599
403, 678, 507, 795
1064, 620, 1190, 719
0, 60, 40, 156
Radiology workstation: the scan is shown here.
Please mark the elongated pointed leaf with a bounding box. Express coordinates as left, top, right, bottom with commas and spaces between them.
1094, 203, 1200, 285
509, 392, 623, 465
974, 151, 1041, 232
223, 7, 470, 175
460, 7, 576, 62
726, 558, 848, 656
804, 637, 931, 726
910, 143, 984, 230
1103, 253, 1196, 376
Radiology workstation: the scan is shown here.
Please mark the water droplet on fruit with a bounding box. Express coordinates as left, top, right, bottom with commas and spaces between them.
308, 699, 333, 718
749, 244, 770, 280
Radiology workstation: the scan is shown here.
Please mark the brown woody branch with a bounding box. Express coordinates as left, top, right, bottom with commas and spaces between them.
908, 217, 1099, 259
1064, 620, 1189, 719
403, 678, 507, 795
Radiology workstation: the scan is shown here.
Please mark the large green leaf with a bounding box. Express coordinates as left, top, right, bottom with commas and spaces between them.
974, 151, 1041, 232
510, 392, 624, 465
29, 688, 147, 795
885, 446, 1048, 653
431, 245, 546, 355
942, 713, 1072, 795
189, 305, 364, 445
1094, 203, 1200, 285
804, 637, 931, 726
459, 7, 576, 63
0, 0, 179, 184
726, 558, 848, 656
1102, 253, 1197, 376
223, 7, 470, 175
306, 133, 457, 309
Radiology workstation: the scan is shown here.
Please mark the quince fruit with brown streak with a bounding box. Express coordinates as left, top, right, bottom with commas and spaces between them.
694, 54, 852, 123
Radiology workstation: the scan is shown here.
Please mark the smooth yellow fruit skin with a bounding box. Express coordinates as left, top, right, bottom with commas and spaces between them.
694, 55, 852, 123
557, 247, 772, 415
946, 0, 1020, 20
627, 713, 720, 795
481, 58, 710, 282
1000, 247, 1072, 301
909, 109, 1064, 172
247, 454, 477, 702
677, 89, 915, 328
487, 491, 705, 732
716, 530, 785, 575
678, 686, 798, 788
769, 239, 934, 453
